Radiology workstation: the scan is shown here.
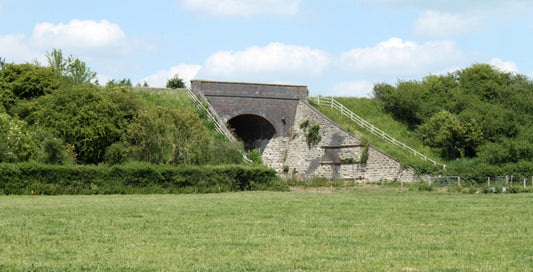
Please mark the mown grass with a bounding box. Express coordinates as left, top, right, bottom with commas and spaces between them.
1, 188, 531, 271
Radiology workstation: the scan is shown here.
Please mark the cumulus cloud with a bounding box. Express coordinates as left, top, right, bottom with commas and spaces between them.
180, 0, 301, 17
327, 81, 375, 97
0, 34, 39, 63
141, 64, 202, 88
489, 58, 519, 73
32, 19, 126, 49
200, 42, 330, 82
338, 38, 467, 76
413, 10, 483, 38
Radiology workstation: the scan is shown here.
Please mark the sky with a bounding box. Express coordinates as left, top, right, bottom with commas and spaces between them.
1, 0, 533, 97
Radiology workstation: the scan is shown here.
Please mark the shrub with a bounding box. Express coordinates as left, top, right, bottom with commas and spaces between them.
0, 163, 285, 195
246, 149, 263, 165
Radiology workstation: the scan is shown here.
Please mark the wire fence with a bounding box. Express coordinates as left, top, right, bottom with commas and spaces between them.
422, 175, 533, 192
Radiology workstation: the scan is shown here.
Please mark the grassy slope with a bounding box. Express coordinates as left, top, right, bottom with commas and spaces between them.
134, 88, 234, 143
313, 97, 444, 172
0, 189, 531, 271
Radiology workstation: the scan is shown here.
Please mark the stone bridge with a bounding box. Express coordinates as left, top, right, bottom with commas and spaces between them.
191, 80, 416, 182
191, 80, 307, 151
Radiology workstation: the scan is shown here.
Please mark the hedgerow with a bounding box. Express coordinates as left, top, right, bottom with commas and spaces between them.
0, 162, 286, 195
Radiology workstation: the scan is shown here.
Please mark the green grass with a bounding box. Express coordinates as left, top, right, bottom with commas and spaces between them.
1, 188, 531, 271
313, 97, 444, 172
134, 89, 196, 111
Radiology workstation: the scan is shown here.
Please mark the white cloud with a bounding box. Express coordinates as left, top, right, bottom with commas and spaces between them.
369, 0, 533, 13
141, 64, 202, 88
327, 81, 375, 97
339, 38, 467, 77
413, 10, 483, 38
180, 0, 301, 17
0, 34, 40, 63
489, 58, 519, 73
201, 42, 330, 82
32, 19, 126, 49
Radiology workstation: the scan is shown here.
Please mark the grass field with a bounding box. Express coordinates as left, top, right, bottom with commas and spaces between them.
1, 187, 531, 271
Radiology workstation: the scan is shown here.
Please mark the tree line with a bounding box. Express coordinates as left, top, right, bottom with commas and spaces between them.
0, 50, 242, 166
373, 63, 533, 179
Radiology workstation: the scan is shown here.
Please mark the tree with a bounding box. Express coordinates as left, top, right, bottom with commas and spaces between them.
68, 58, 96, 84
45, 49, 97, 84
0, 63, 61, 101
106, 78, 132, 88
24, 84, 126, 164
417, 111, 483, 159
124, 107, 209, 165
45, 48, 69, 74
166, 74, 186, 89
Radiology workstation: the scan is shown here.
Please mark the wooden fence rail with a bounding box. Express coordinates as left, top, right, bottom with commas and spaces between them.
311, 96, 446, 169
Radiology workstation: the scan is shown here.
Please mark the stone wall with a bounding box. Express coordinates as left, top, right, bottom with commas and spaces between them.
262, 100, 417, 182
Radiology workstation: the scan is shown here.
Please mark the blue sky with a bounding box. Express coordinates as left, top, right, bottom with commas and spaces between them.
1, 0, 532, 96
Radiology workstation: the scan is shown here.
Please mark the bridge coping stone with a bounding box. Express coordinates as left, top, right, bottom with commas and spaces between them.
191, 80, 308, 100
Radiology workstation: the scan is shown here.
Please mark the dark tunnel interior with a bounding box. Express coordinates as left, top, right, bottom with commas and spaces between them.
228, 114, 277, 152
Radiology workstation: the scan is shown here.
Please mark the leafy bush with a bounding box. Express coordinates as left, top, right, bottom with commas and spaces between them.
246, 149, 263, 165
0, 163, 286, 195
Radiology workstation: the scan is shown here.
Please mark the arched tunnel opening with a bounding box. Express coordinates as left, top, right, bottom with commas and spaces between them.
228, 114, 277, 152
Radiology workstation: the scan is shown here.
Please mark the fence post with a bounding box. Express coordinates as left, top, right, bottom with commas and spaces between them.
317, 95, 320, 105
458, 176, 461, 187
488, 177, 490, 186
524, 178, 526, 189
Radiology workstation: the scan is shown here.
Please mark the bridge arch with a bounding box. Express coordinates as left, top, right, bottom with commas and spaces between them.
228, 113, 277, 152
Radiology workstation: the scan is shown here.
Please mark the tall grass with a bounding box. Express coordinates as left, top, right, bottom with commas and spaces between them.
1, 189, 531, 271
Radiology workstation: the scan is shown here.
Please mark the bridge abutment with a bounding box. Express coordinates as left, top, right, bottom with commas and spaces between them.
192, 80, 417, 182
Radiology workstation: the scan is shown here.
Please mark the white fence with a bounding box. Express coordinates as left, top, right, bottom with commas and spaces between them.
310, 96, 446, 169
187, 89, 235, 141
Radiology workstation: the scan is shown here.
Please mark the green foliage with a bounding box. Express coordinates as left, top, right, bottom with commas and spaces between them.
36, 137, 73, 165
417, 110, 483, 159
246, 148, 263, 165
372, 63, 533, 176
0, 163, 283, 195
360, 140, 369, 166
339, 157, 356, 164
46, 49, 96, 84
0, 63, 61, 103
106, 78, 132, 87
124, 107, 210, 165
166, 74, 186, 89
0, 113, 38, 162
306, 124, 322, 148
23, 84, 126, 164
299, 119, 309, 130
104, 142, 129, 165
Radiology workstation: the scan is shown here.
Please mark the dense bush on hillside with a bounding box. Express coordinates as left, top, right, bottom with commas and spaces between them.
373, 63, 533, 178
0, 58, 243, 166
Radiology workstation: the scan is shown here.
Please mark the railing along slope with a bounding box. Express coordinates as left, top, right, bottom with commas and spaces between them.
310, 96, 446, 169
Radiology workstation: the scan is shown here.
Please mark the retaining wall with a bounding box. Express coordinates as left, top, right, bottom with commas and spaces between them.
262, 101, 417, 182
